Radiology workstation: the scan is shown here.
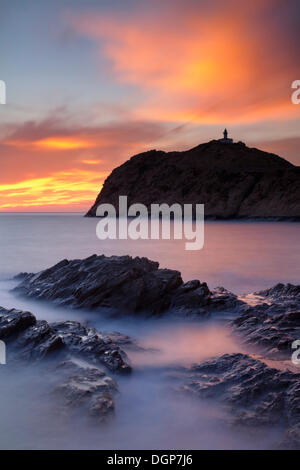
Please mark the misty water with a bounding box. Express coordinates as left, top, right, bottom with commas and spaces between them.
0, 213, 299, 449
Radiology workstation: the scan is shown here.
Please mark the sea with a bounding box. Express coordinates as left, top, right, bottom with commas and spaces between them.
0, 213, 299, 449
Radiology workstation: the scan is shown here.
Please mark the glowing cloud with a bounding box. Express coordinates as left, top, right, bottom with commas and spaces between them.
5, 137, 97, 150
1, 0, 299, 212
0, 170, 108, 210
0, 117, 167, 211
70, 0, 299, 124
33, 137, 96, 150
81, 159, 103, 165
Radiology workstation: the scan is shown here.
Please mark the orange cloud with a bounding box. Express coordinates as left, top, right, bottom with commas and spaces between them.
0, 117, 167, 211
70, 0, 299, 124
81, 159, 103, 165
2, 1, 299, 212
34, 137, 96, 150
0, 170, 107, 211
6, 136, 100, 150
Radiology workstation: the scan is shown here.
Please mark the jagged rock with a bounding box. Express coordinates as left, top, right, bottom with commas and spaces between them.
256, 283, 300, 307
233, 283, 300, 358
5, 263, 300, 435
13, 254, 242, 316
14, 255, 181, 314
0, 307, 131, 372
279, 425, 300, 449
0, 307, 36, 338
210, 286, 243, 310
175, 353, 300, 448
169, 282, 243, 317
86, 140, 300, 219
101, 331, 139, 348
169, 280, 211, 316
16, 320, 64, 359
53, 360, 117, 420
0, 307, 132, 420
51, 321, 131, 373
13, 272, 30, 281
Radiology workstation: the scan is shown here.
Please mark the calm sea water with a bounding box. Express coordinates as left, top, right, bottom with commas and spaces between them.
0, 213, 298, 449
0, 213, 299, 293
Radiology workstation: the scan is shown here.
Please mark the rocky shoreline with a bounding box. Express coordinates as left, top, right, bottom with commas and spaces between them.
13, 254, 243, 316
2, 254, 300, 448
173, 353, 300, 449
0, 306, 131, 421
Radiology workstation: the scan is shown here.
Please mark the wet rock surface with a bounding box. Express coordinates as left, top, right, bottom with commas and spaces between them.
0, 307, 131, 372
0, 306, 131, 420
13, 254, 243, 316
8, 257, 300, 447
256, 283, 300, 308
0, 307, 36, 338
50, 320, 131, 373
174, 353, 300, 448
53, 359, 117, 421
233, 283, 300, 358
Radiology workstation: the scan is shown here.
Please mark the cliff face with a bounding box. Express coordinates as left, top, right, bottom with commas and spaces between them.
86, 140, 300, 218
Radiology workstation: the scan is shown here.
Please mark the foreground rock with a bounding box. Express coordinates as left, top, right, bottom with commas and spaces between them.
53, 359, 117, 421
12, 255, 300, 356
233, 283, 300, 359
175, 353, 300, 449
86, 140, 300, 219
0, 307, 130, 372
0, 307, 131, 420
256, 283, 300, 307
13, 254, 243, 316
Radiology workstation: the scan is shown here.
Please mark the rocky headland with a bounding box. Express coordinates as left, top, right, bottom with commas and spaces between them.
86, 140, 300, 219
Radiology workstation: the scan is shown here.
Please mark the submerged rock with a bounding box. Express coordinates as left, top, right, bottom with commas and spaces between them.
11, 255, 300, 357
5, 263, 300, 440
175, 353, 300, 449
0, 306, 131, 419
54, 359, 117, 421
16, 320, 64, 360
51, 320, 131, 373
0, 307, 131, 372
0, 307, 36, 338
13, 254, 242, 317
256, 283, 300, 303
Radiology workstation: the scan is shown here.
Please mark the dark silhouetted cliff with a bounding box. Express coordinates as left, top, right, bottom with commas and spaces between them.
86, 140, 300, 219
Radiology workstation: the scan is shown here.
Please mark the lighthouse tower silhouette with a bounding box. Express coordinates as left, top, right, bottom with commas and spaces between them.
219, 128, 233, 144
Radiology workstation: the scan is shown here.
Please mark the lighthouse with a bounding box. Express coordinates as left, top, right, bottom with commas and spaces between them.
219, 128, 233, 144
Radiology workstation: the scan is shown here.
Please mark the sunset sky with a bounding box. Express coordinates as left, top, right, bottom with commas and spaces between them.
0, 0, 299, 211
